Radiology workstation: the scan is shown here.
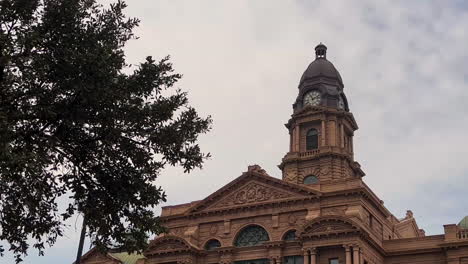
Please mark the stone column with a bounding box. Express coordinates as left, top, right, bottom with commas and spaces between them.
340, 123, 344, 148
343, 245, 352, 264
310, 248, 317, 264
353, 246, 360, 264
295, 125, 300, 151
321, 120, 326, 146
303, 248, 310, 264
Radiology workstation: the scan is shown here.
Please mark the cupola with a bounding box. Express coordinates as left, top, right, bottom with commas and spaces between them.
294, 43, 348, 112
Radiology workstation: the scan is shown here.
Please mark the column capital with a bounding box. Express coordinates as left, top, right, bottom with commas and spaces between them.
310, 247, 317, 255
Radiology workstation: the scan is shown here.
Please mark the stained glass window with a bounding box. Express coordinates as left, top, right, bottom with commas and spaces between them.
303, 175, 319, 185
234, 225, 269, 247
204, 239, 221, 250
283, 230, 296, 241
306, 129, 318, 150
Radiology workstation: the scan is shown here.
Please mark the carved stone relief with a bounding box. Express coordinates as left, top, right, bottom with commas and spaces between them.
209, 224, 218, 235
151, 241, 188, 253
170, 227, 187, 236
300, 167, 322, 181
284, 167, 298, 183
210, 182, 294, 209
306, 222, 355, 234
288, 214, 298, 225
322, 206, 347, 216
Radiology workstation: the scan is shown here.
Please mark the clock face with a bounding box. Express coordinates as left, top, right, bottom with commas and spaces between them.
303, 91, 321, 106
338, 96, 345, 110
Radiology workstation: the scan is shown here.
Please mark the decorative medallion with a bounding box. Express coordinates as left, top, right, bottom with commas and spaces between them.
288, 214, 297, 225
209, 224, 218, 235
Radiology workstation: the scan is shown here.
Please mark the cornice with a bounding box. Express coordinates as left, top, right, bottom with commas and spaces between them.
160, 195, 318, 222
278, 151, 365, 178
160, 171, 322, 221
286, 106, 358, 130
439, 239, 468, 249
160, 184, 391, 224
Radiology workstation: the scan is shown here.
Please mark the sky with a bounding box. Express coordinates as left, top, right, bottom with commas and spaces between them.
2, 0, 468, 263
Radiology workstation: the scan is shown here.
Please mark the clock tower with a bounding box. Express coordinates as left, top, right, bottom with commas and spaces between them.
279, 43, 365, 190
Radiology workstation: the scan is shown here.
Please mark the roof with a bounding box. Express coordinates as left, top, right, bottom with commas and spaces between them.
108, 252, 144, 264
299, 58, 343, 87
299, 43, 343, 87
458, 216, 468, 229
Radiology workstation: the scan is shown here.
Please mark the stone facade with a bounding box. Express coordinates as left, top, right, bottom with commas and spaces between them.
81, 44, 468, 264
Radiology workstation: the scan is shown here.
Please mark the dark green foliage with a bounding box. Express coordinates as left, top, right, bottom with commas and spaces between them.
0, 0, 212, 262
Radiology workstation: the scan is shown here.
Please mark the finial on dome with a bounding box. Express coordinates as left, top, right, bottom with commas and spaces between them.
315, 43, 327, 59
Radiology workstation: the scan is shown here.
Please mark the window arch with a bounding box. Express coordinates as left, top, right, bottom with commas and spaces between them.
283, 230, 296, 241
303, 175, 319, 184
234, 225, 269, 247
204, 239, 221, 250
306, 129, 318, 150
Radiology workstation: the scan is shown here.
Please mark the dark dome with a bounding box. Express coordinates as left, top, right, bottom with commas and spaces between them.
299, 44, 343, 87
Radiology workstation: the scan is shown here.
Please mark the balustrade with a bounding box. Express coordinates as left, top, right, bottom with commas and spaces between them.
300, 149, 320, 157
459, 229, 468, 239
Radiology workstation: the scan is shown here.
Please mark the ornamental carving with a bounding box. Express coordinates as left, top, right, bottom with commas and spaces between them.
209, 224, 218, 235
170, 227, 187, 236
285, 168, 298, 182
301, 167, 322, 178
151, 241, 189, 253
302, 217, 359, 237
322, 206, 346, 216
211, 182, 294, 209
87, 253, 109, 262
308, 223, 351, 233
288, 214, 298, 225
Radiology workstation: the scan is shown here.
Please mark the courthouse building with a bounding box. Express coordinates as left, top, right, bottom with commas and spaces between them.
80, 44, 468, 264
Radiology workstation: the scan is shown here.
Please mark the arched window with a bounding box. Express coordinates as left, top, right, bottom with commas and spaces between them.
283, 230, 296, 241
234, 225, 269, 247
303, 175, 319, 185
306, 129, 318, 150
204, 239, 221, 250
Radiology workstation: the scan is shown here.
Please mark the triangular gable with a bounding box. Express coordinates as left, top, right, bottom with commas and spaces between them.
144, 235, 200, 256
77, 247, 121, 264
188, 167, 321, 214
395, 217, 422, 238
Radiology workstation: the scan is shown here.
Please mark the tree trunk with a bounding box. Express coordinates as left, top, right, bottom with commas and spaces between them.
75, 214, 87, 264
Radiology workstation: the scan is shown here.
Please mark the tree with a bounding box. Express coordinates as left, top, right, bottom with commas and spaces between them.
0, 0, 212, 262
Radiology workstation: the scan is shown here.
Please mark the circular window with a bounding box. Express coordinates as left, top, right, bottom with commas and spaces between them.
303, 175, 319, 184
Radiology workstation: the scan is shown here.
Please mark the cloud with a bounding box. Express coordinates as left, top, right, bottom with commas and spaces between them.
5, 1, 468, 263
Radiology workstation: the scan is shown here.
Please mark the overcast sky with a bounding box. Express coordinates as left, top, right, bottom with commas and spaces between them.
3, 1, 468, 263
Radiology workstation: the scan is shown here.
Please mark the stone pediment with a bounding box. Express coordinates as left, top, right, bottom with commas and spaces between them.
145, 235, 199, 256
188, 167, 320, 214
78, 247, 120, 264
208, 181, 295, 209
300, 216, 362, 238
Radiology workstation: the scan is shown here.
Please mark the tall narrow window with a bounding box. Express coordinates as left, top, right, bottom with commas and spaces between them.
306, 129, 318, 150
